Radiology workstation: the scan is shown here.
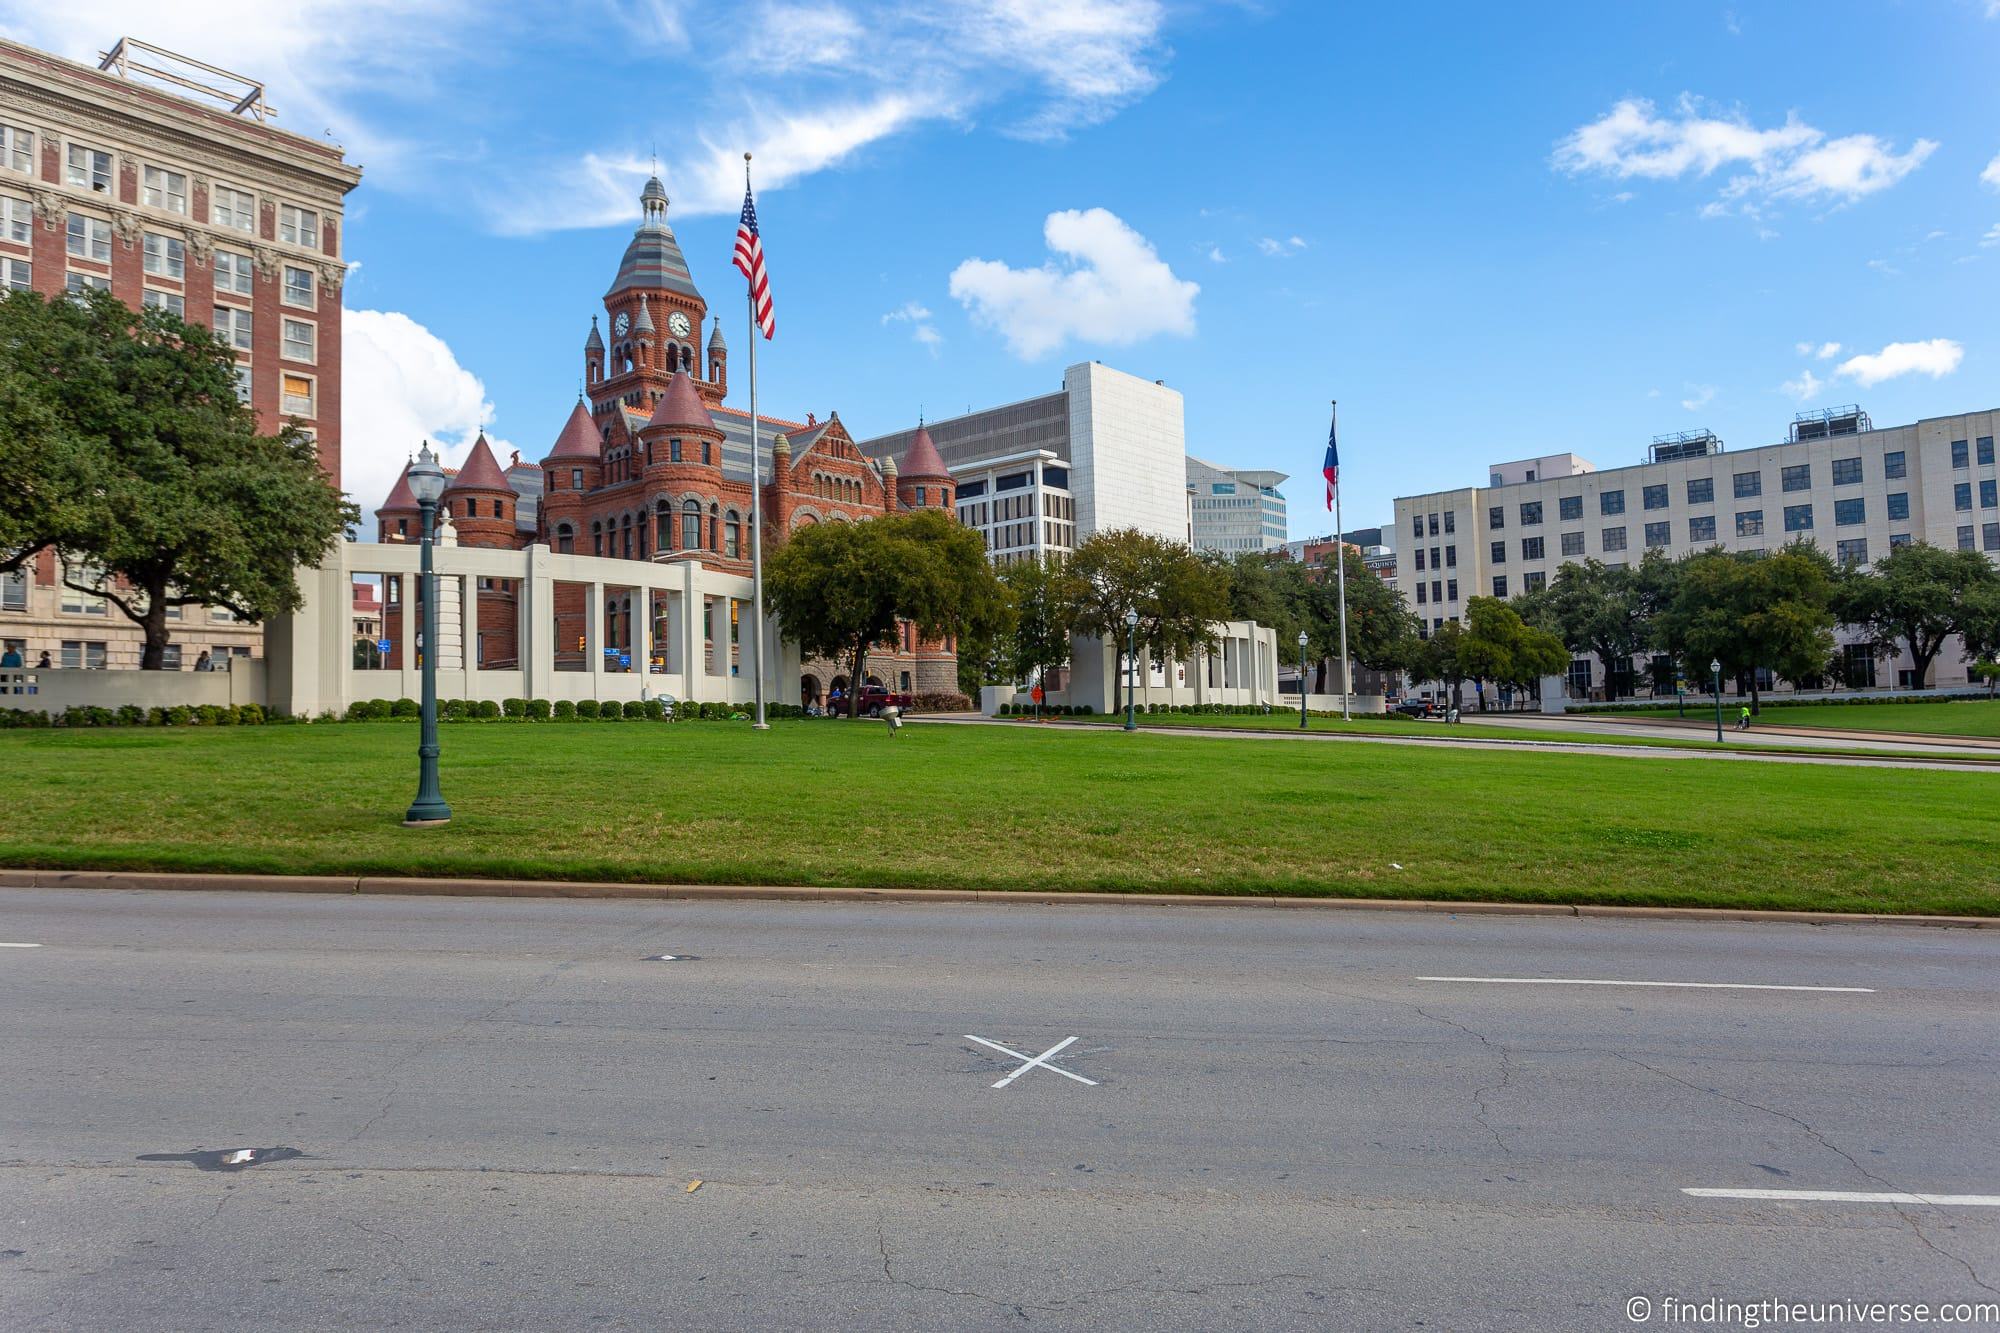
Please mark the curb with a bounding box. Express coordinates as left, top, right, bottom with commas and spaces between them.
0, 867, 1990, 929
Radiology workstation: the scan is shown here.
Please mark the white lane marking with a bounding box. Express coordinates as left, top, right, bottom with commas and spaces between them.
965, 1034, 1098, 1089
0, 942, 42, 949
1418, 976, 1874, 993
1686, 1188, 2000, 1207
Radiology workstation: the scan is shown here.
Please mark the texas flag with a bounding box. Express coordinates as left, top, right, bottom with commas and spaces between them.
1323, 408, 1340, 510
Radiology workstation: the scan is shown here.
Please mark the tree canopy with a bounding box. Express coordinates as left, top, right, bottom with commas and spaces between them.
0, 290, 354, 667
997, 555, 1082, 717
1651, 543, 1836, 709
1453, 596, 1568, 708
765, 507, 1009, 716
1833, 542, 2000, 689
1068, 528, 1229, 710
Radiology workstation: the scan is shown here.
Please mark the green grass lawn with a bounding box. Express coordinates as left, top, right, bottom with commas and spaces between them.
2, 721, 1995, 915
1608, 698, 2000, 739
1031, 710, 1667, 745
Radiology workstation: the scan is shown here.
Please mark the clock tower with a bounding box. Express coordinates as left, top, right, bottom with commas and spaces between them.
590, 176, 724, 446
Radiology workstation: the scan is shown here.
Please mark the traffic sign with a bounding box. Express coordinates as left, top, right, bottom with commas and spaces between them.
377, 639, 391, 654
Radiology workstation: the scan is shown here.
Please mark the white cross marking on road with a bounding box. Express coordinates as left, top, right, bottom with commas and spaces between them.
965, 1034, 1098, 1089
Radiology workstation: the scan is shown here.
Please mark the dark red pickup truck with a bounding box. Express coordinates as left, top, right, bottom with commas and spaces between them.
845, 685, 912, 716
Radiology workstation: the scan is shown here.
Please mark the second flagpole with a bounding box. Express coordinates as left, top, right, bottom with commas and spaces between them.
746, 153, 769, 731
1333, 399, 1350, 721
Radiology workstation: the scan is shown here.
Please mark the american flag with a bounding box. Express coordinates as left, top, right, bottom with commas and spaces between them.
733, 184, 774, 340
1323, 406, 1340, 510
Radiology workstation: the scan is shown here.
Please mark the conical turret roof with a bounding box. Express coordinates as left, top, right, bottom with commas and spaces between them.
584, 316, 604, 352
442, 434, 512, 494
631, 300, 654, 334
543, 400, 601, 464
900, 424, 949, 479
380, 461, 418, 513
644, 371, 716, 434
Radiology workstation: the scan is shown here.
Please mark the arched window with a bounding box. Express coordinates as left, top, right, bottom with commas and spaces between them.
682, 499, 701, 551
621, 513, 632, 559
556, 523, 574, 554
592, 520, 603, 556
656, 500, 671, 550
725, 510, 741, 559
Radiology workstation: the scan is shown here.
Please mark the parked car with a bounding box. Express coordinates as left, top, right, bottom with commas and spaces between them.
1393, 698, 1440, 718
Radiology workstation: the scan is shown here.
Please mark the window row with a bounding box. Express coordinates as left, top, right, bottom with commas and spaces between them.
1952, 480, 2000, 511
1487, 451, 1917, 529
1950, 438, 1997, 468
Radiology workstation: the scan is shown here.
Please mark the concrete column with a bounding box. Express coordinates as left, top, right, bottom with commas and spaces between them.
585, 581, 604, 696
707, 596, 730, 678
399, 573, 417, 702
666, 590, 684, 678
680, 564, 701, 699
526, 547, 553, 701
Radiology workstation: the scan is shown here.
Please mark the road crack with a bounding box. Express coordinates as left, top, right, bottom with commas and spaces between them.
1615, 1053, 1996, 1296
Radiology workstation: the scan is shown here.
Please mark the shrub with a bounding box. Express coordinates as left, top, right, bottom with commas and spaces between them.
552, 699, 576, 720
640, 698, 664, 720
502, 697, 527, 718
475, 699, 502, 721
115, 704, 146, 727
146, 706, 168, 726
164, 705, 194, 727
439, 698, 469, 722
599, 702, 623, 721
618, 699, 643, 719
526, 698, 551, 720
576, 699, 601, 719
673, 699, 699, 721
909, 691, 973, 713
1077, 704, 1093, 715
238, 704, 265, 726
391, 697, 420, 718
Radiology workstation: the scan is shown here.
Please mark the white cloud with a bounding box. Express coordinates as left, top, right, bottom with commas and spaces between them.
1983, 223, 2000, 248
1817, 341, 1841, 359
949, 207, 1197, 359
341, 310, 516, 529
1680, 383, 1716, 412
482, 0, 1178, 233
882, 300, 942, 355
1553, 95, 1935, 214
1985, 154, 2000, 190
1255, 235, 1306, 257
1781, 369, 1824, 402
1866, 257, 1901, 276
1834, 339, 1964, 387
1206, 245, 1227, 264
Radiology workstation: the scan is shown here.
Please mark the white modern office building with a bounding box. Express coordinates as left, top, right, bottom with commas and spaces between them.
858, 362, 1186, 564
1394, 404, 2000, 695
1186, 458, 1288, 554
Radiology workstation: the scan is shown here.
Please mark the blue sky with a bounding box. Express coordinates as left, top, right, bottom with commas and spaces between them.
5, 1, 1998, 538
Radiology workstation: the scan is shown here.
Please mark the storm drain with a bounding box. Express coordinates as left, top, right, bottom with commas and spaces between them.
137, 1146, 306, 1172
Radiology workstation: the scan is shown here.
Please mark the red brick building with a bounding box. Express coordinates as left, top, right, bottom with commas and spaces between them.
0, 37, 359, 671
375, 177, 959, 702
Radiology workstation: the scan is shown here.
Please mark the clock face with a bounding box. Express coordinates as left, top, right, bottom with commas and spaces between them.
612, 311, 630, 337
667, 311, 691, 337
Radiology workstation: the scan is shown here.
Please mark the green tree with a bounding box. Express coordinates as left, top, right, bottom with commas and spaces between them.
1321, 546, 1421, 689
998, 556, 1081, 719
1653, 543, 1836, 712
1410, 620, 1468, 710
1068, 529, 1228, 712
1516, 558, 1650, 699
1833, 542, 1999, 690
0, 292, 98, 573
6, 291, 354, 667
766, 508, 1009, 717
1454, 596, 1568, 711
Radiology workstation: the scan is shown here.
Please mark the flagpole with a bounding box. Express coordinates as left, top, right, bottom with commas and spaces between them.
746, 152, 769, 731
1333, 399, 1350, 721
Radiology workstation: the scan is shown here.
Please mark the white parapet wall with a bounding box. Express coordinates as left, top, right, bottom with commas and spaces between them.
267, 542, 799, 718
997, 620, 1305, 713
0, 660, 265, 711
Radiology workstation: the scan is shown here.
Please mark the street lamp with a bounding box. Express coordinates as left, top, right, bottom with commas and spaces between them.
1298, 630, 1310, 730
1123, 606, 1139, 731
403, 442, 452, 827
1710, 657, 1724, 745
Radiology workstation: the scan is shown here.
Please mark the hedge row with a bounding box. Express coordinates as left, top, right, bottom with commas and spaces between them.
0, 703, 267, 729
342, 697, 812, 723
1569, 690, 1997, 715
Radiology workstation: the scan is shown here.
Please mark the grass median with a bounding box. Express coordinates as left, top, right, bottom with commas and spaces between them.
3, 720, 1994, 915
1609, 698, 2000, 739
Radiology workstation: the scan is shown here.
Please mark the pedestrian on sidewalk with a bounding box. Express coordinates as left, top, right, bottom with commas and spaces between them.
1737, 705, 1751, 731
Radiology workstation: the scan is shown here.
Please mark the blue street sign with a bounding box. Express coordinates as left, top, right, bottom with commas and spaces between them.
377, 639, 391, 654
618, 652, 632, 667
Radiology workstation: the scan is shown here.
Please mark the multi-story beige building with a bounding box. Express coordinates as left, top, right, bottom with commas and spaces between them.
1394, 405, 2000, 696
0, 36, 360, 671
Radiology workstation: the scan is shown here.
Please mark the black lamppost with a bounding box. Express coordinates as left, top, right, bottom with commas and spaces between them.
1123, 606, 1139, 731
1710, 657, 1724, 745
1298, 630, 1310, 730
403, 442, 452, 827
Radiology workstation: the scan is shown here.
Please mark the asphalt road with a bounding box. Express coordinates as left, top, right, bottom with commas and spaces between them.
2, 889, 1996, 1331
